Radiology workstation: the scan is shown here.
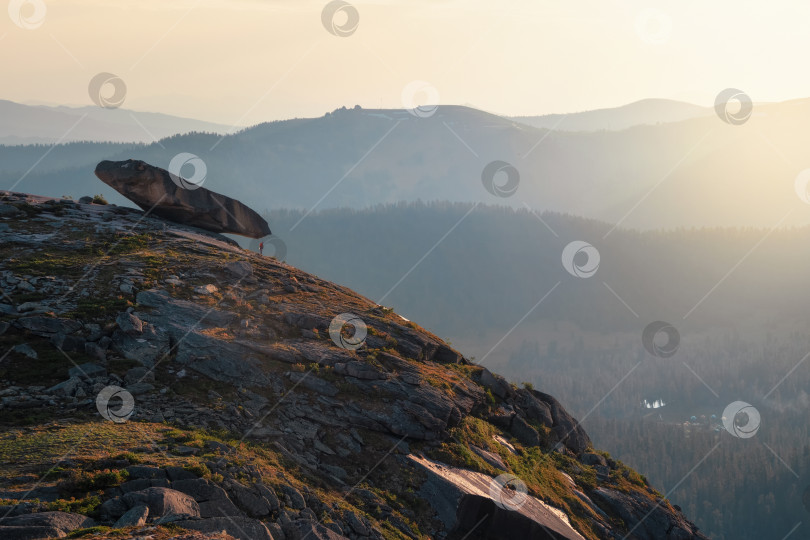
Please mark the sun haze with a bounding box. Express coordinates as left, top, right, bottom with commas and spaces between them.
2, 0, 810, 123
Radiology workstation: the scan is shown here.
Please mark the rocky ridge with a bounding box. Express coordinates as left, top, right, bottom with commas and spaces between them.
0, 190, 707, 540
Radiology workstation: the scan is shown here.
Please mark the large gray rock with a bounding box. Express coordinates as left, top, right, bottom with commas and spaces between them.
0, 526, 63, 539
451, 495, 574, 540
591, 488, 709, 540
15, 316, 82, 336
256, 483, 281, 512
479, 368, 514, 400
122, 487, 200, 522
45, 376, 82, 397
531, 390, 592, 455
510, 416, 542, 447
100, 496, 129, 521
95, 159, 271, 238
125, 465, 167, 479
280, 485, 306, 510
226, 480, 273, 517
343, 510, 371, 536
581, 452, 607, 467
116, 311, 144, 335
111, 325, 170, 367
171, 478, 242, 518
0, 511, 95, 536
409, 455, 585, 540
113, 504, 149, 528
515, 389, 554, 428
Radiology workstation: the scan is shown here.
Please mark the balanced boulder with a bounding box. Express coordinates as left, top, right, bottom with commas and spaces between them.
94, 159, 271, 238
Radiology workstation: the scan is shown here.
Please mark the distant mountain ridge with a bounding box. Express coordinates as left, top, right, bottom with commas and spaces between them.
3, 98, 810, 230
0, 100, 234, 144
512, 98, 711, 132
1, 97, 715, 144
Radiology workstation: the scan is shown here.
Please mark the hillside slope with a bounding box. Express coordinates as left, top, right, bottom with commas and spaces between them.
0, 191, 707, 540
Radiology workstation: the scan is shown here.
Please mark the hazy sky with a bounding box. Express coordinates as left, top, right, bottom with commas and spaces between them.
2, 0, 810, 125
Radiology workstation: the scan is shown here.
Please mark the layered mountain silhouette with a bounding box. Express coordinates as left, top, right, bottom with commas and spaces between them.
2, 99, 810, 230
512, 98, 711, 132
0, 100, 233, 145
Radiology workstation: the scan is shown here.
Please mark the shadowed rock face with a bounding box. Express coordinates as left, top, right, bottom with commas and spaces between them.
95, 159, 271, 238
450, 495, 571, 540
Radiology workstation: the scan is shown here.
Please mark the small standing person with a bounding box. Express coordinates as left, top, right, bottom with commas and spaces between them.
259, 241, 264, 255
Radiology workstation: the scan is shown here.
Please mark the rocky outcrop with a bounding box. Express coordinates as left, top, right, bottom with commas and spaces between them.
121, 487, 200, 522
450, 495, 574, 540
94, 159, 271, 238
591, 488, 707, 540
113, 505, 149, 528
478, 368, 592, 455
92, 459, 356, 540
0, 190, 710, 540
409, 455, 585, 540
